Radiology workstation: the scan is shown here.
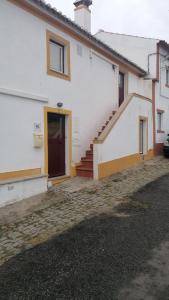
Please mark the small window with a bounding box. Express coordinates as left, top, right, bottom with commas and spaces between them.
50, 40, 64, 74
157, 111, 163, 131
166, 68, 169, 86
47, 31, 71, 81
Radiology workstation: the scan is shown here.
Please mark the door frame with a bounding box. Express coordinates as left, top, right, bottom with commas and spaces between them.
138, 116, 148, 155
44, 106, 72, 177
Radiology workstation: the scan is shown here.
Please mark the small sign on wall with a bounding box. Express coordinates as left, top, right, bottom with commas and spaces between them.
34, 122, 41, 132
33, 122, 43, 148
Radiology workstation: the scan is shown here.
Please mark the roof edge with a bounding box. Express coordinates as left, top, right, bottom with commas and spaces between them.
158, 40, 169, 53
9, 0, 147, 76
95, 30, 160, 42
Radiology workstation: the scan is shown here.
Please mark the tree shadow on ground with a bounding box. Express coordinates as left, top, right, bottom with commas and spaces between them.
1, 174, 169, 299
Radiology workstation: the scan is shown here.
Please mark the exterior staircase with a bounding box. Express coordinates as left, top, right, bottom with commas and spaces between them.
76, 110, 116, 178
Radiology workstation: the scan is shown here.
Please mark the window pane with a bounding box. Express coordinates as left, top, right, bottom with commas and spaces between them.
157, 112, 162, 130
166, 69, 169, 85
50, 41, 64, 73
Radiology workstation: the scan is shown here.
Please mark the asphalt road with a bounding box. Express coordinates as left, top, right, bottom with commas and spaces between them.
1, 174, 169, 299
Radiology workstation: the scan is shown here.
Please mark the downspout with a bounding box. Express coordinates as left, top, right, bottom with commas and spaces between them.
156, 43, 160, 81
151, 43, 160, 155
151, 43, 169, 154
152, 80, 156, 153
153, 43, 160, 154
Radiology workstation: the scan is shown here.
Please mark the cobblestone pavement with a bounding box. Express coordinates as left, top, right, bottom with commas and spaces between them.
0, 156, 169, 266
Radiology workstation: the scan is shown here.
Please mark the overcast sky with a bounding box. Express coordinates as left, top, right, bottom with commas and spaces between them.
47, 0, 169, 41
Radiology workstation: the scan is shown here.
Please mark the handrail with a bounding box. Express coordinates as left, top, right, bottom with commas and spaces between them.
93, 93, 152, 144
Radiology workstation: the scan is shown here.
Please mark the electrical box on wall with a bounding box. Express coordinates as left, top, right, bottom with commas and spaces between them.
33, 134, 43, 148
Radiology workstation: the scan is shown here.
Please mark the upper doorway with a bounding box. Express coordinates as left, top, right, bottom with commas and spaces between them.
119, 72, 125, 107
48, 112, 65, 178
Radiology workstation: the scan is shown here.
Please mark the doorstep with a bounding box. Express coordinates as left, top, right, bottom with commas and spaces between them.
48, 175, 71, 186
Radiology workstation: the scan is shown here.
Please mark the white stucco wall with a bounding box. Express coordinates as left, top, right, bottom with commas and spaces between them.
0, 176, 47, 207
95, 96, 153, 165
0, 1, 152, 177
95, 31, 169, 146
74, 6, 91, 32
0, 93, 45, 172
95, 31, 158, 77
0, 0, 119, 169
128, 73, 152, 99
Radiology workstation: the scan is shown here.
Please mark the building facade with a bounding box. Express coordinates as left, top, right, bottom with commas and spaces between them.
0, 0, 153, 206
95, 31, 169, 155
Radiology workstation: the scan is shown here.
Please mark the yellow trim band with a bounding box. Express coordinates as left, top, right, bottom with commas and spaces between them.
98, 150, 154, 179
0, 168, 41, 181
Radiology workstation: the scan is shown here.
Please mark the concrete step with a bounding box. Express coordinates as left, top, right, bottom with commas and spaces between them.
80, 159, 93, 168
76, 167, 93, 178
86, 150, 93, 156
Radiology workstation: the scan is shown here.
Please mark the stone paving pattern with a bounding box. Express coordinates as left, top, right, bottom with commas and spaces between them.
0, 156, 169, 266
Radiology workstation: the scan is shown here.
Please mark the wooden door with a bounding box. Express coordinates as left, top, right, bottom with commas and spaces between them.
48, 113, 65, 178
119, 72, 125, 106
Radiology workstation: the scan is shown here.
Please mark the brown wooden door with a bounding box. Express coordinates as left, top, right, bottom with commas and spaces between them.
119, 72, 125, 106
48, 113, 65, 178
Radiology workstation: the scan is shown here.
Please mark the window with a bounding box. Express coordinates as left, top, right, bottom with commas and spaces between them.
157, 110, 164, 132
50, 40, 64, 74
157, 112, 162, 131
166, 68, 169, 86
47, 31, 71, 81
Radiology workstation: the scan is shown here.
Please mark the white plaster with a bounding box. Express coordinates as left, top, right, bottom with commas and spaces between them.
96, 31, 169, 146
0, 1, 153, 205
95, 31, 158, 76
0, 87, 48, 103
96, 96, 153, 164
74, 6, 91, 32
0, 176, 47, 207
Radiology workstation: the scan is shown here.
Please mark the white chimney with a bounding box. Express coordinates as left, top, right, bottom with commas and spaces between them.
74, 0, 92, 32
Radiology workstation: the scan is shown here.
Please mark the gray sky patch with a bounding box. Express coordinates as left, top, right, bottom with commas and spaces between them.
47, 0, 169, 41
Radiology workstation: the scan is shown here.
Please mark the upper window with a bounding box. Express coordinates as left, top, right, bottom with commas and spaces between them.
50, 40, 65, 74
47, 31, 71, 81
157, 112, 162, 131
157, 110, 164, 133
166, 68, 169, 86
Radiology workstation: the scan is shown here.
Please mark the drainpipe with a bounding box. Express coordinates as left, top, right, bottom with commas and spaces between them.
144, 44, 160, 155
152, 80, 156, 153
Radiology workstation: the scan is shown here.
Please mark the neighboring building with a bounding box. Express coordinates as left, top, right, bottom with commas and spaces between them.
95, 30, 169, 155
0, 0, 153, 207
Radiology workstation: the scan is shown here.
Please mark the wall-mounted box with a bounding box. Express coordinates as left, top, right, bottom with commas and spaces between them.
33, 134, 43, 148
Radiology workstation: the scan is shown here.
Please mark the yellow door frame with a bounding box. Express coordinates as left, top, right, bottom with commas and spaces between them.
44, 106, 72, 177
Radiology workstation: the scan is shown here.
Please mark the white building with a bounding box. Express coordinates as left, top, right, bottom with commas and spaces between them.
95, 31, 169, 155
0, 0, 153, 207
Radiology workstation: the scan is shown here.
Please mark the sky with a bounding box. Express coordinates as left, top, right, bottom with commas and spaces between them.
47, 0, 169, 41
